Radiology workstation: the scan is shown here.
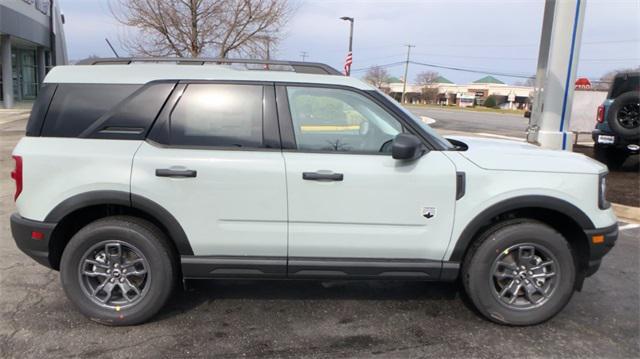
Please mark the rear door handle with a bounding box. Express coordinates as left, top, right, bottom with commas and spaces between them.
302, 171, 344, 181
155, 168, 197, 178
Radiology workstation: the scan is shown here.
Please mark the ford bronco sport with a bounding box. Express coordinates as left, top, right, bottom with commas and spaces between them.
10, 58, 618, 326
592, 71, 640, 168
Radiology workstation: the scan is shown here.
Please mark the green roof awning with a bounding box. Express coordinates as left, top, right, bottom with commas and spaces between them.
435, 75, 453, 84
473, 75, 505, 84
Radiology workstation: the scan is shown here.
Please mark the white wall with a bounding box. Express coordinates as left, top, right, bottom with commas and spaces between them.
569, 90, 607, 132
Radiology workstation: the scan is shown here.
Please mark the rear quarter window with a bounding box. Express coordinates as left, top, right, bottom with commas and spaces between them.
25, 83, 58, 136
41, 84, 141, 137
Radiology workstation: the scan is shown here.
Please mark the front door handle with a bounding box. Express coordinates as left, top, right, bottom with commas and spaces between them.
155, 168, 197, 178
302, 171, 344, 181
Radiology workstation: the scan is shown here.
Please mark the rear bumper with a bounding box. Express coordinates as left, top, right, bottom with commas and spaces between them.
10, 213, 56, 269
592, 129, 640, 152
584, 223, 619, 277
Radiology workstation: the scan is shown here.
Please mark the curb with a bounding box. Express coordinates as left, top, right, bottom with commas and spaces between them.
612, 203, 640, 224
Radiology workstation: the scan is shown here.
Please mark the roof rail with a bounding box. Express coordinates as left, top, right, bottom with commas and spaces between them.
75, 57, 343, 76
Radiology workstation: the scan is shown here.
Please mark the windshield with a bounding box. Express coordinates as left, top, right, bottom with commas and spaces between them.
375, 90, 454, 150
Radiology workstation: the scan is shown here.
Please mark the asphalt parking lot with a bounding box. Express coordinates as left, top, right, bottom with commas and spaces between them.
1, 115, 639, 358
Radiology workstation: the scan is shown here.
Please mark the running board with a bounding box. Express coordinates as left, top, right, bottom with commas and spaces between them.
181, 255, 459, 281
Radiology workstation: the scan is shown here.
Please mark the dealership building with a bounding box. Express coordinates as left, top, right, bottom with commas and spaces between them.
386, 75, 534, 110
0, 0, 67, 108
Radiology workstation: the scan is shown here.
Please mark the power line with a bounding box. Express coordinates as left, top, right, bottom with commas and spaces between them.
410, 60, 533, 79
409, 38, 640, 49
300, 51, 309, 62
349, 60, 614, 83
411, 51, 639, 62
350, 61, 405, 73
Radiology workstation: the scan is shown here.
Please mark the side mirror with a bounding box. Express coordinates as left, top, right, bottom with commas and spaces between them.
392, 133, 426, 160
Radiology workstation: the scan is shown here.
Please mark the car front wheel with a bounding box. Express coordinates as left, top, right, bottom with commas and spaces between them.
60, 216, 177, 326
462, 220, 576, 326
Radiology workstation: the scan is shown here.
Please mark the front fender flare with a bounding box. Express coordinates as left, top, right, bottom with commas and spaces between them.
448, 195, 595, 262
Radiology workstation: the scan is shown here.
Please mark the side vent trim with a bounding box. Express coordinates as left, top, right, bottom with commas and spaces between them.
456, 172, 466, 200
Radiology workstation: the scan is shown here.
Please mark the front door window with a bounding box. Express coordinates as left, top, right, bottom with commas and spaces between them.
286, 87, 402, 154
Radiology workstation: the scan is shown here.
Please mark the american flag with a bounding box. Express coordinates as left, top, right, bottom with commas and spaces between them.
343, 51, 353, 76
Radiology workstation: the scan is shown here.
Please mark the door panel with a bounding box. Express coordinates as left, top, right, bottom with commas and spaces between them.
284, 151, 457, 260
131, 82, 287, 258
132, 142, 287, 256
281, 85, 457, 261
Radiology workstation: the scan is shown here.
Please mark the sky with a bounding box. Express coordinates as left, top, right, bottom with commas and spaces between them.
58, 0, 640, 85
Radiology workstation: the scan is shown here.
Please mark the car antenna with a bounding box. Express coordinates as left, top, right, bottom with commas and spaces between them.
105, 38, 120, 58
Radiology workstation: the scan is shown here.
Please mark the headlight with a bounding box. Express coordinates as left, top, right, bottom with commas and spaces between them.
599, 173, 610, 209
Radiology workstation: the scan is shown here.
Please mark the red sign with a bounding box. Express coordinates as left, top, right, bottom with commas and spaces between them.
575, 77, 592, 89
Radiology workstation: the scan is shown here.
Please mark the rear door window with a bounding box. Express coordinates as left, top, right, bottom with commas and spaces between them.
169, 84, 264, 148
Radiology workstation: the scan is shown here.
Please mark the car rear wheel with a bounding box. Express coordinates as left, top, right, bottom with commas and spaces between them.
607, 91, 640, 140
60, 216, 176, 326
462, 220, 576, 326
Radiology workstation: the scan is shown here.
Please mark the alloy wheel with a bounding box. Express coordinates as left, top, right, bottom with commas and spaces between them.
618, 103, 639, 129
489, 243, 560, 310
78, 241, 150, 309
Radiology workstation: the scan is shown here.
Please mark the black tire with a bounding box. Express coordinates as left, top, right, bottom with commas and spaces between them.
594, 144, 628, 169
60, 216, 177, 326
462, 220, 576, 326
607, 91, 640, 140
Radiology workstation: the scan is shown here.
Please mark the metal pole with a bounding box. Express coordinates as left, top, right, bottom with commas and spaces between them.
401, 44, 414, 104
348, 20, 354, 54
49, 0, 57, 66
527, 0, 555, 143
340, 17, 354, 76
300, 51, 308, 62
534, 0, 586, 150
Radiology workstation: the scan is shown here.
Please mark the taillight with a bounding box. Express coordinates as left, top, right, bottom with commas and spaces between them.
10, 155, 22, 201
596, 105, 605, 123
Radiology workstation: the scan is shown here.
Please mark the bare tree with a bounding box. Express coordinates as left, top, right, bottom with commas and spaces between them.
363, 66, 391, 89
110, 0, 291, 58
415, 70, 440, 85
420, 88, 439, 104
593, 66, 640, 90
514, 76, 535, 87
415, 71, 440, 104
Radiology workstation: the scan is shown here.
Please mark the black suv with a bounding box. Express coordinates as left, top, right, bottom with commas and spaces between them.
592, 71, 639, 168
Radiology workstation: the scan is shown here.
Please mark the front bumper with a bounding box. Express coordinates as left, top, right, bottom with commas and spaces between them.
584, 223, 619, 277
10, 213, 57, 269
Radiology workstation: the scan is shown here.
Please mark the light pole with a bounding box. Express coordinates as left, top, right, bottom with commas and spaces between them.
340, 16, 354, 76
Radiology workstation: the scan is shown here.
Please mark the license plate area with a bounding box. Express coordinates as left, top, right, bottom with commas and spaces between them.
597, 135, 615, 144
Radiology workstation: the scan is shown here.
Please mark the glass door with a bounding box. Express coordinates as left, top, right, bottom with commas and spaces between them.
20, 49, 38, 99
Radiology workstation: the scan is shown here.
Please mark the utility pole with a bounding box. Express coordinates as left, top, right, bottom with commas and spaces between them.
300, 51, 308, 62
401, 44, 415, 104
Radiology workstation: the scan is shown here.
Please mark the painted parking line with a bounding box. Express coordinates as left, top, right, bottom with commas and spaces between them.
420, 116, 436, 124
619, 223, 640, 231
474, 132, 525, 142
